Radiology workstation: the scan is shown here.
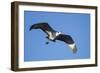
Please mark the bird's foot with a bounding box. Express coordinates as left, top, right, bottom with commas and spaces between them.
46, 42, 49, 44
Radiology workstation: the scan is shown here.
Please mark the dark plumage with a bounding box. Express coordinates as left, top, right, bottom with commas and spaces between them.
30, 22, 77, 53
30, 22, 56, 33
55, 34, 74, 44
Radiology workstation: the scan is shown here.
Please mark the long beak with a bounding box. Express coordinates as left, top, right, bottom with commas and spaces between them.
68, 44, 77, 53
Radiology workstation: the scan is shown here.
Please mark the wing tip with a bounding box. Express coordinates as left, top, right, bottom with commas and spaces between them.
29, 26, 32, 31
68, 44, 77, 54
29, 24, 36, 31
72, 45, 77, 54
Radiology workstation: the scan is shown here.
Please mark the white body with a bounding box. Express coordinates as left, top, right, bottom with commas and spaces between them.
46, 31, 61, 40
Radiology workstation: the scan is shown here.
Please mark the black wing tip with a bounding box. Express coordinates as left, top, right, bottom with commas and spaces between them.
29, 24, 37, 31
29, 26, 32, 31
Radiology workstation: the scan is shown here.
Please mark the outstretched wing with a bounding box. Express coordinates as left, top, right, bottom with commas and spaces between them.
55, 34, 77, 53
30, 22, 56, 35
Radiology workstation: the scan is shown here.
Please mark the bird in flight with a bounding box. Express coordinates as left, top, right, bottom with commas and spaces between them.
30, 22, 77, 53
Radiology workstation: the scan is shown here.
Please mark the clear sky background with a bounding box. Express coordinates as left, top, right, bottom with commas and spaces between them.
24, 11, 90, 61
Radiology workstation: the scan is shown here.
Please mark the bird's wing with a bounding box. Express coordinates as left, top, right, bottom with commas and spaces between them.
30, 22, 56, 35
55, 34, 77, 53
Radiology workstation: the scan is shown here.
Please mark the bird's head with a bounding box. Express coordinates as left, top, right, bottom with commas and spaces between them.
56, 32, 62, 36
58, 32, 62, 34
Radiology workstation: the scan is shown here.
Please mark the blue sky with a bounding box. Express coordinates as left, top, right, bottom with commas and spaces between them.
24, 11, 90, 61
